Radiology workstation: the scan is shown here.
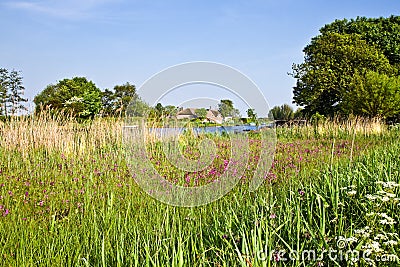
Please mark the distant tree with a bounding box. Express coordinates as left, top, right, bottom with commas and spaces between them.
164, 105, 178, 117
0, 68, 27, 116
0, 68, 9, 116
7, 70, 28, 115
101, 88, 116, 116
293, 108, 305, 119
246, 108, 257, 122
343, 70, 400, 118
34, 77, 102, 119
269, 104, 294, 120
218, 99, 240, 118
101, 82, 138, 116
155, 103, 164, 117
130, 98, 151, 117
195, 108, 207, 119
113, 82, 137, 115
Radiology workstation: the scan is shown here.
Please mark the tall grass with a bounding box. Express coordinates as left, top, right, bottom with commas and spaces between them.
0, 114, 398, 266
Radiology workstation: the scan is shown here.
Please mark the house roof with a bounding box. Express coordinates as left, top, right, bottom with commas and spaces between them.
176, 108, 197, 116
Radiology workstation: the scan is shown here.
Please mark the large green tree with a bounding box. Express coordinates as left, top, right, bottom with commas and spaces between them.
34, 77, 102, 119
291, 16, 399, 117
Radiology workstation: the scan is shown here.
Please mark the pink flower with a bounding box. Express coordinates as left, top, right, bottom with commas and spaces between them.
38, 200, 44, 206
209, 168, 217, 176
269, 213, 276, 219
298, 189, 305, 196
3, 209, 9, 216
185, 175, 191, 184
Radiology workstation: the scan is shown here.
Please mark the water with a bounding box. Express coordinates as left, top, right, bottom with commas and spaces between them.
147, 124, 273, 137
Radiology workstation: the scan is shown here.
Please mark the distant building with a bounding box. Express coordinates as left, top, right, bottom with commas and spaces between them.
176, 108, 223, 124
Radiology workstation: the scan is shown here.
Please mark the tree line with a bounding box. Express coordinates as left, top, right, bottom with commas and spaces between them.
3, 15, 399, 122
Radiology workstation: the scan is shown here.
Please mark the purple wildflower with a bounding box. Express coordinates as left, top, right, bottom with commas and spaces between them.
298, 189, 305, 196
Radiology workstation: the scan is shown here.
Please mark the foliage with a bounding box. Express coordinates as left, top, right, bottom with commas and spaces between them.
218, 99, 240, 118
34, 77, 102, 119
310, 112, 326, 125
293, 108, 305, 119
291, 16, 400, 117
0, 68, 27, 116
319, 16, 400, 67
246, 108, 257, 122
195, 108, 207, 119
101, 82, 139, 116
0, 68, 8, 116
269, 104, 294, 120
164, 105, 178, 117
343, 70, 400, 118
154, 103, 164, 117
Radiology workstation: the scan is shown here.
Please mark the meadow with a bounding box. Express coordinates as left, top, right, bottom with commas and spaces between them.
0, 114, 399, 266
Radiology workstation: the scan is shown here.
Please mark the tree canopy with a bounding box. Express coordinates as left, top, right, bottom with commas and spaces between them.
291, 16, 400, 118
218, 99, 240, 118
269, 104, 294, 121
102, 82, 139, 116
34, 77, 102, 119
344, 70, 400, 119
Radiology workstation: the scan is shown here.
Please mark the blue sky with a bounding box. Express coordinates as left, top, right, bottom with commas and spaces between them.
0, 0, 398, 113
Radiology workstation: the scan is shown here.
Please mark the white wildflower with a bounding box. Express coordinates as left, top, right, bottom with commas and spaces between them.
347, 190, 357, 196
379, 219, 396, 225
365, 194, 377, 200
374, 234, 387, 241
383, 240, 398, 246
346, 237, 358, 243
369, 241, 383, 252
376, 181, 400, 188
381, 196, 390, 202
385, 192, 396, 198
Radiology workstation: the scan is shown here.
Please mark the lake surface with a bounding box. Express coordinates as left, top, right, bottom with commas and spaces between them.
147, 124, 273, 137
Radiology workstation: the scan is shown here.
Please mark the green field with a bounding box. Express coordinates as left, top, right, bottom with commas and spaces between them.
0, 116, 399, 266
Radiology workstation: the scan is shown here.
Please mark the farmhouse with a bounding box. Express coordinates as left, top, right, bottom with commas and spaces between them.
176, 108, 223, 124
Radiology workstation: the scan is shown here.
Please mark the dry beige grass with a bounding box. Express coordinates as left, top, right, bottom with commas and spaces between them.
0, 113, 387, 158
0, 112, 123, 156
